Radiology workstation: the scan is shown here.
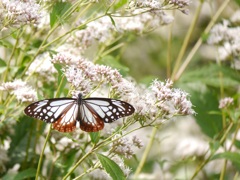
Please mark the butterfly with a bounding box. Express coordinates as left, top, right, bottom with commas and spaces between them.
24, 93, 135, 132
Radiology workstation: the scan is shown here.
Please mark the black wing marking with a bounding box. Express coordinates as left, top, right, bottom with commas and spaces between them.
84, 98, 135, 123
24, 98, 79, 132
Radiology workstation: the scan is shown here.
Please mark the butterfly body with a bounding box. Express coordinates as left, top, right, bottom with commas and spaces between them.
24, 93, 135, 132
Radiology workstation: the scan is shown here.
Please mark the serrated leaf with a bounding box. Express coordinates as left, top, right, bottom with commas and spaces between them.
13, 168, 36, 180
97, 153, 125, 180
89, 132, 100, 144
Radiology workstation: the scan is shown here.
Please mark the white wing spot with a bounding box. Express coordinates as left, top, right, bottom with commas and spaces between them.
107, 111, 112, 116
47, 112, 53, 117
43, 109, 47, 113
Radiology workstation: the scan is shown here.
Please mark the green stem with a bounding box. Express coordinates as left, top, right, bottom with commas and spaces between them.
174, 0, 230, 81
134, 126, 157, 178
35, 125, 52, 180
171, 2, 202, 80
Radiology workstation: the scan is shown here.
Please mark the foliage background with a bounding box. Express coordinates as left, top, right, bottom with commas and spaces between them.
1, 0, 240, 179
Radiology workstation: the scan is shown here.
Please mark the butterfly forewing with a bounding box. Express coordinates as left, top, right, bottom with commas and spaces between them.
24, 98, 75, 122
84, 98, 135, 123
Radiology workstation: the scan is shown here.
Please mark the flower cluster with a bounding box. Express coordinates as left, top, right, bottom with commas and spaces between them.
111, 134, 143, 159
1, 0, 42, 27
52, 51, 132, 98
208, 10, 240, 69
89, 168, 111, 180
131, 0, 161, 9
128, 79, 195, 125
151, 79, 195, 115
67, 12, 173, 53
130, 0, 190, 14
218, 97, 234, 109
0, 79, 37, 102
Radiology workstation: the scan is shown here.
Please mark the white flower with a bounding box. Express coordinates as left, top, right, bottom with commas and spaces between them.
0, 79, 37, 102
112, 155, 131, 177
2, 0, 43, 26
111, 134, 144, 159
219, 97, 234, 109
89, 168, 111, 180
208, 17, 240, 64
0, 79, 26, 91
14, 86, 37, 102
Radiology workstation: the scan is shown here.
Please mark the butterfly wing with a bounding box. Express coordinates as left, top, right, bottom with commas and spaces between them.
83, 98, 135, 124
24, 98, 79, 132
24, 95, 135, 133
77, 102, 105, 132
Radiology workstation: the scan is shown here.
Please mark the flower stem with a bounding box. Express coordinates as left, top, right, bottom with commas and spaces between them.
171, 1, 203, 80
35, 125, 52, 180
174, 0, 231, 81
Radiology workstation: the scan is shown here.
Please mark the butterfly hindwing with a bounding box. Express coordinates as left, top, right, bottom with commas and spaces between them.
78, 103, 104, 132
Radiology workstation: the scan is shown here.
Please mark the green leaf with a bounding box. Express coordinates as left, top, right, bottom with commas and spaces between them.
0, 58, 7, 73
211, 152, 240, 169
180, 64, 240, 89
177, 64, 240, 138
113, 0, 128, 9
235, 0, 240, 5
89, 132, 100, 144
97, 153, 125, 180
178, 82, 222, 138
50, 2, 71, 27
13, 168, 36, 180
0, 39, 13, 48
